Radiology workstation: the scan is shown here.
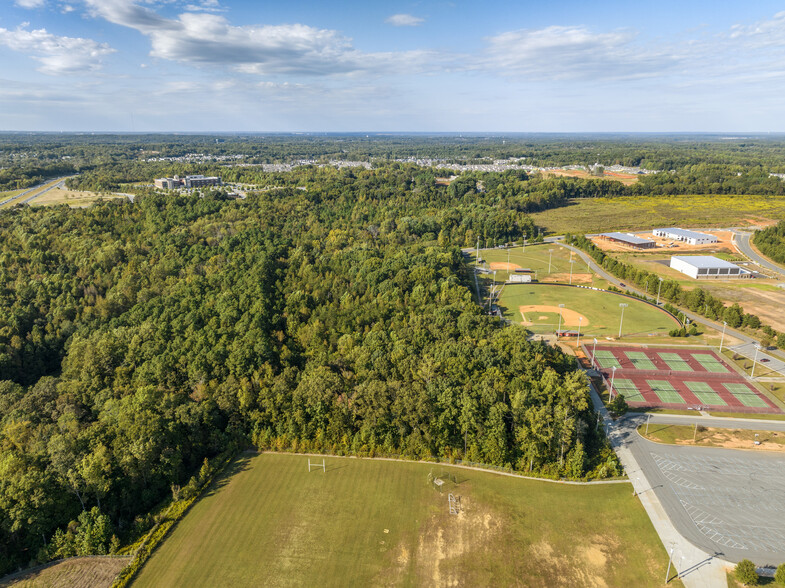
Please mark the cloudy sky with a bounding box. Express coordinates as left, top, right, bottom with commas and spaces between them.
2, 0, 785, 131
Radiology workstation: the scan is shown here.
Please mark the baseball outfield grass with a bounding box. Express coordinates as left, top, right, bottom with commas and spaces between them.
499, 283, 680, 339
132, 453, 681, 587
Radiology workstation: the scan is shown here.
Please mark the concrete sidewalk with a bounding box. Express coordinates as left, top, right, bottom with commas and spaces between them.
590, 387, 729, 587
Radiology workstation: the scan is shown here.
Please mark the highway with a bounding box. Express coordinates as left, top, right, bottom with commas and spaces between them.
0, 176, 73, 207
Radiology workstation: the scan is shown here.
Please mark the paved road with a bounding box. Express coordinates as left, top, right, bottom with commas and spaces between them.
730, 342, 785, 378
21, 179, 66, 204
631, 412, 785, 432
733, 231, 785, 278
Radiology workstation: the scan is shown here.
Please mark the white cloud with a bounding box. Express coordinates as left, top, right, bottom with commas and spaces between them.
185, 0, 225, 13
82, 0, 436, 76
15, 0, 46, 8
385, 14, 424, 27
0, 25, 115, 74
482, 25, 678, 80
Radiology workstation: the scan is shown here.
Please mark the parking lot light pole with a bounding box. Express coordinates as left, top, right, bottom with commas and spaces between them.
719, 321, 727, 353
576, 316, 583, 349
665, 546, 674, 584
618, 303, 628, 338
548, 249, 554, 273
592, 337, 598, 368
751, 344, 761, 378
569, 259, 575, 285
656, 277, 664, 305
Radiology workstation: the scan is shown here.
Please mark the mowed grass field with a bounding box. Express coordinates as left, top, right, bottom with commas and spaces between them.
471, 243, 608, 288
133, 453, 678, 588
500, 284, 679, 339
530, 195, 785, 235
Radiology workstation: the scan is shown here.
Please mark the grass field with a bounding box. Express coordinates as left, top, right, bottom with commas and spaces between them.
638, 423, 785, 452
470, 243, 608, 288
133, 453, 680, 588
530, 195, 785, 235
0, 556, 129, 588
499, 284, 678, 339
26, 187, 120, 208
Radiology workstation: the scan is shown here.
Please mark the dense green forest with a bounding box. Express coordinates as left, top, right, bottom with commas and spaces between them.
753, 220, 785, 265
0, 167, 617, 576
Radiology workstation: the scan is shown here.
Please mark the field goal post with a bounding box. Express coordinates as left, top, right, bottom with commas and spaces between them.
307, 458, 326, 473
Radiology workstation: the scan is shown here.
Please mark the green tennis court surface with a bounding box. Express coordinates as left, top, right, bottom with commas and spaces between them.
692, 353, 729, 373
723, 383, 768, 407
594, 350, 622, 369
625, 351, 657, 371
658, 353, 692, 372
646, 380, 686, 404
612, 378, 645, 402
685, 381, 726, 406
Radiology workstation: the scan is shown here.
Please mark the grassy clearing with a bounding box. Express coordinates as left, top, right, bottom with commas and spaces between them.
0, 556, 130, 588
499, 283, 678, 339
530, 195, 785, 235
0, 189, 24, 204
28, 188, 123, 208
708, 412, 785, 421
134, 453, 680, 588
639, 423, 785, 451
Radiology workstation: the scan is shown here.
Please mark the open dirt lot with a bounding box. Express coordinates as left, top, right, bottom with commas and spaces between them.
539, 169, 640, 186
590, 230, 738, 254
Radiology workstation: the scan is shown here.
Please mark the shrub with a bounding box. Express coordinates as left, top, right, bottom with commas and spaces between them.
775, 563, 785, 585
734, 559, 759, 586
608, 394, 628, 416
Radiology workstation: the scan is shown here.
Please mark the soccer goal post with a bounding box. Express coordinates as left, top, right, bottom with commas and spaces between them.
307, 458, 326, 473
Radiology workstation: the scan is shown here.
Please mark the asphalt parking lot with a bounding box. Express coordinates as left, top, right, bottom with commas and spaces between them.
626, 425, 785, 565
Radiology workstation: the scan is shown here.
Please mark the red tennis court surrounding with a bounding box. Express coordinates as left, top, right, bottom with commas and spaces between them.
582, 344, 782, 414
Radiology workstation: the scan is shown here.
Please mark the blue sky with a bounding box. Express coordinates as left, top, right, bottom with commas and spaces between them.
2, 0, 785, 131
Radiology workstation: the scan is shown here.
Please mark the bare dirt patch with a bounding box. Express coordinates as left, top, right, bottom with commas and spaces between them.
519, 305, 589, 327
541, 272, 592, 284
539, 168, 639, 186
0, 557, 130, 588
488, 262, 522, 271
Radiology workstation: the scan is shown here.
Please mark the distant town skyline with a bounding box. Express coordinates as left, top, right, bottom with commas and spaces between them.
2, 0, 785, 132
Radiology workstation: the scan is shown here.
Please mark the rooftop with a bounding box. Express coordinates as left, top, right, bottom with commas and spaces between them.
601, 232, 655, 245
671, 255, 742, 269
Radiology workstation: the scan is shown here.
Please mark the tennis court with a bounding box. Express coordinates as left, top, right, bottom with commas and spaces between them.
659, 352, 693, 372
594, 350, 622, 369
693, 353, 729, 373
685, 381, 727, 406
586, 344, 782, 413
625, 351, 657, 370
723, 383, 769, 408
612, 378, 645, 402
647, 380, 686, 404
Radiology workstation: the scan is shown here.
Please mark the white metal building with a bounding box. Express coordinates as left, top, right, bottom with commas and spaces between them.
599, 232, 656, 249
653, 227, 718, 245
670, 256, 747, 279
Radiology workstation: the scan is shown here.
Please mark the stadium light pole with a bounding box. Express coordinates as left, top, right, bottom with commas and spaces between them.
656, 277, 664, 306
576, 316, 583, 349
569, 259, 575, 285
592, 337, 598, 369
523, 233, 527, 253
618, 303, 628, 338
719, 321, 727, 354
610, 366, 617, 399
557, 303, 565, 334
476, 237, 480, 262
751, 344, 761, 378
548, 249, 554, 273
507, 248, 510, 268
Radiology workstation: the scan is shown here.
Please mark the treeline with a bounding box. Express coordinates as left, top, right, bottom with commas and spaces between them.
568, 235, 781, 346
753, 220, 785, 265
0, 181, 615, 575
